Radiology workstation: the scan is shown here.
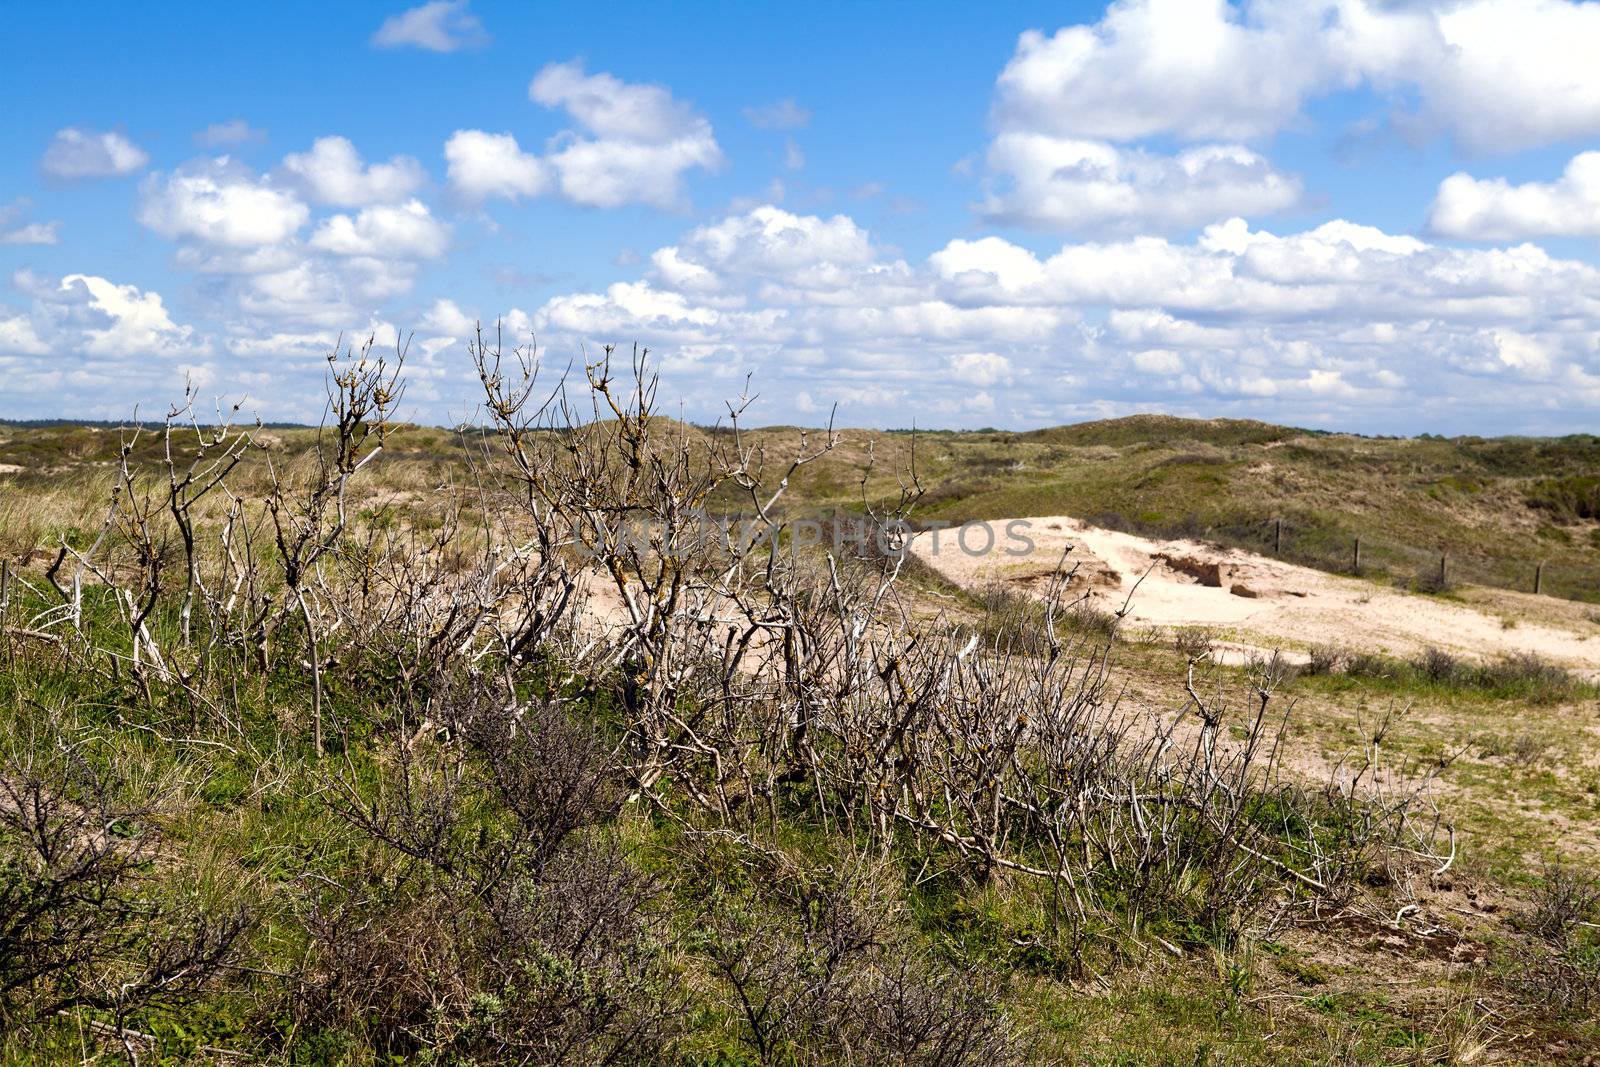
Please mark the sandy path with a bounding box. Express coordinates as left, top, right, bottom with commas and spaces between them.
911, 516, 1600, 676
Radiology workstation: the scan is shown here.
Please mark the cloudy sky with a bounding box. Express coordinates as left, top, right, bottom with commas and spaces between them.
5, 0, 1600, 433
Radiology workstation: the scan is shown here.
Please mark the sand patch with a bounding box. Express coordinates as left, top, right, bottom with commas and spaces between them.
911, 516, 1600, 677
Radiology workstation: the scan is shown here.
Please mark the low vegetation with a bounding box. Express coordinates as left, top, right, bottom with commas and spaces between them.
1527, 474, 1600, 522
1297, 644, 1596, 705
0, 340, 1596, 1062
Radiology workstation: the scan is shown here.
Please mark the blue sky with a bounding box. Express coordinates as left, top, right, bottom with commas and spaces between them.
4, 0, 1600, 433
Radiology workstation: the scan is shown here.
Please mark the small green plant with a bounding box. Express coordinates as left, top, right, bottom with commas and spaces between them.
1274, 954, 1330, 986
1212, 943, 1256, 1015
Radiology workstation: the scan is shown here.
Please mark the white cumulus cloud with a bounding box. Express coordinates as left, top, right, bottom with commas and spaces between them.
995, 0, 1600, 156
3, 270, 197, 362
40, 128, 149, 179
282, 136, 426, 206
515, 203, 1600, 431
0, 222, 59, 247
446, 62, 722, 210
530, 60, 724, 209
419, 298, 476, 337
133, 155, 450, 334
653, 205, 876, 289
1389, 0, 1600, 154
540, 133, 722, 210
948, 352, 1015, 386
979, 134, 1302, 233
0, 311, 50, 356
57, 274, 194, 356
529, 60, 704, 142
309, 200, 450, 258
0, 199, 61, 246
0, 271, 211, 417
1429, 151, 1600, 239
371, 0, 489, 52
138, 160, 309, 248
443, 130, 549, 202
995, 0, 1333, 143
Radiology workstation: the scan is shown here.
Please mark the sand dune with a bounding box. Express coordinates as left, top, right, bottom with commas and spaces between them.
911, 516, 1600, 676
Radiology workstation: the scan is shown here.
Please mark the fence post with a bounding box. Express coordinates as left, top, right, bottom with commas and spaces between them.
1274, 518, 1282, 555
1534, 560, 1543, 596
1352, 536, 1362, 574
1439, 552, 1448, 587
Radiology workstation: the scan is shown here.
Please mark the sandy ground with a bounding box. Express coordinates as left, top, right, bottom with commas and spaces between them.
910, 516, 1600, 677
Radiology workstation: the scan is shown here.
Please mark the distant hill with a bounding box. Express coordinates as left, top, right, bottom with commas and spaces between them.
738, 415, 1600, 602
0, 417, 313, 430
4, 412, 1598, 600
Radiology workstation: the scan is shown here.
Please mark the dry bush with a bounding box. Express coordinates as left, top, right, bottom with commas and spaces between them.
1475, 651, 1583, 704
1506, 948, 1600, 1018
1522, 861, 1600, 944
1304, 642, 1348, 676
1506, 733, 1552, 768
298, 680, 680, 1062
1064, 600, 1121, 641
1247, 649, 1301, 690
451, 337, 1450, 963
1173, 625, 1216, 659
1417, 646, 1461, 683
967, 580, 1100, 656
0, 732, 246, 1036
296, 841, 676, 1063
1344, 650, 1397, 680
1478, 730, 1554, 767
694, 846, 1020, 1066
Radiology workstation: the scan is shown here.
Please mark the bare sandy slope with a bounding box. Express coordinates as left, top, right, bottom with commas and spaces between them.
911, 516, 1600, 676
